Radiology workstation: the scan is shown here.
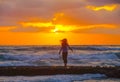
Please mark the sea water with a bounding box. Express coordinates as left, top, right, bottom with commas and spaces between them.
0, 45, 120, 66
0, 45, 120, 82
0, 74, 120, 82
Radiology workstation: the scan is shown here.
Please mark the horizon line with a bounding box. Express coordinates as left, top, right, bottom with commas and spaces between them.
0, 44, 120, 46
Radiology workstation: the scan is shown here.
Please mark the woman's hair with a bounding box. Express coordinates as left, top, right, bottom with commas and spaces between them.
61, 38, 68, 46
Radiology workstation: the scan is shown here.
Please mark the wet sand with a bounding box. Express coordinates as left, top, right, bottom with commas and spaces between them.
0, 66, 120, 78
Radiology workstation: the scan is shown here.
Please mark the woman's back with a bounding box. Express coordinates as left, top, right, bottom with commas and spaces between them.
62, 43, 68, 52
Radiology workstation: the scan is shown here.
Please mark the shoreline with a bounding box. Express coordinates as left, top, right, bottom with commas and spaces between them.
0, 66, 120, 78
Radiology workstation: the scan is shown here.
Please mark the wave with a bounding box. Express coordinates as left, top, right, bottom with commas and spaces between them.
0, 46, 120, 52
71, 46, 120, 51
0, 74, 106, 82
0, 52, 119, 61
0, 52, 120, 66
0, 46, 120, 66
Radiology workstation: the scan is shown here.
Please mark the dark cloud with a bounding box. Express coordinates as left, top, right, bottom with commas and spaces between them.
0, 21, 15, 27
0, 0, 85, 17
114, 0, 120, 3
86, 0, 120, 6
110, 0, 120, 4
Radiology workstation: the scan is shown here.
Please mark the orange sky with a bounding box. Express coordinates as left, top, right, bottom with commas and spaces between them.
0, 0, 120, 45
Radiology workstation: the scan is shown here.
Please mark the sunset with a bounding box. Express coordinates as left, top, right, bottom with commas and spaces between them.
0, 0, 120, 45
0, 0, 120, 81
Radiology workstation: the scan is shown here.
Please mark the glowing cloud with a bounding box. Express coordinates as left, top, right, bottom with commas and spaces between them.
17, 12, 117, 33
19, 20, 117, 33
20, 22, 53, 27
19, 21, 77, 33
86, 4, 117, 11
0, 26, 16, 32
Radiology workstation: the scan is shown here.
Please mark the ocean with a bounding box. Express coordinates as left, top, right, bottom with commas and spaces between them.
0, 45, 120, 82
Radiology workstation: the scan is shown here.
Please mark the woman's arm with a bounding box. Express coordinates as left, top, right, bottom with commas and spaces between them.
68, 45, 73, 52
59, 47, 62, 54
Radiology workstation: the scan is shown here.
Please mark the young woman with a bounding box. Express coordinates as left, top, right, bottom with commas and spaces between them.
59, 38, 73, 67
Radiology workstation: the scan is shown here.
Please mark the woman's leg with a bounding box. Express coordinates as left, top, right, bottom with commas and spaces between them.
62, 52, 68, 67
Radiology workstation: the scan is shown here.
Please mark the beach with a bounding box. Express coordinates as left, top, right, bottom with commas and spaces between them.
0, 66, 120, 78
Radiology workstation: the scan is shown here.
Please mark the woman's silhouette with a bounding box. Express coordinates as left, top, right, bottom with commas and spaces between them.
59, 38, 73, 67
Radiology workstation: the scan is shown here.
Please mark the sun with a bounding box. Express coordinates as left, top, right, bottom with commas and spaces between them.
51, 28, 59, 33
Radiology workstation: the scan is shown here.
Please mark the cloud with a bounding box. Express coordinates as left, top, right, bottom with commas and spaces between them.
0, 0, 86, 17
0, 0, 87, 26
11, 27, 40, 32
0, 0, 120, 34
113, 0, 120, 4
0, 26, 16, 32
11, 26, 55, 33
85, 0, 120, 6
17, 19, 118, 33
71, 25, 120, 34
86, 4, 117, 11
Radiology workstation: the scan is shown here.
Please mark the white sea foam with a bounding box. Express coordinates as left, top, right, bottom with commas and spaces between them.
0, 46, 120, 66
0, 52, 119, 66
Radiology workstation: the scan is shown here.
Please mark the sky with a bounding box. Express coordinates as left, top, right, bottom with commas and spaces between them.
0, 0, 120, 45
